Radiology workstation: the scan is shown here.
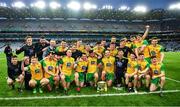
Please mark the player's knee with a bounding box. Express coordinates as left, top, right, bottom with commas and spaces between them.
29, 80, 36, 88
60, 74, 65, 80
161, 76, 165, 82
134, 75, 138, 79
74, 72, 79, 80
54, 76, 59, 82
94, 73, 98, 79
7, 78, 13, 85
146, 75, 150, 80
41, 78, 49, 85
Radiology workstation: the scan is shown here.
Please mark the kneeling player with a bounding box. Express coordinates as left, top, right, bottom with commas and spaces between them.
74, 54, 88, 92
149, 56, 165, 95
137, 53, 150, 91
100, 50, 115, 87
125, 53, 138, 93
7, 55, 24, 92
42, 51, 60, 92
23, 56, 44, 93
59, 50, 75, 94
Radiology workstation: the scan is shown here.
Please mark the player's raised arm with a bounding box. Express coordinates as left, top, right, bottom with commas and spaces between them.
142, 25, 150, 40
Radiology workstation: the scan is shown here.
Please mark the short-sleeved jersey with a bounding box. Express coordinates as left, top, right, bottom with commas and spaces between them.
60, 56, 75, 76
148, 44, 164, 59
134, 40, 150, 58
87, 57, 98, 73
55, 46, 68, 53
42, 58, 58, 78
137, 60, 150, 74
77, 45, 85, 53
76, 60, 88, 72
149, 63, 165, 77
93, 46, 105, 55
108, 48, 118, 57
28, 62, 43, 80
127, 58, 138, 74
102, 56, 115, 73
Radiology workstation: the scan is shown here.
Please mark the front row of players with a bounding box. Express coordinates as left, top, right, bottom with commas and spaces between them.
7, 49, 165, 94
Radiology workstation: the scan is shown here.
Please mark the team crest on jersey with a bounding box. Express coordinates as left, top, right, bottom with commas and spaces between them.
127, 63, 131, 67
154, 70, 159, 74
48, 66, 53, 71
117, 62, 122, 67
106, 63, 112, 67
82, 66, 87, 70
151, 51, 156, 56
66, 62, 71, 67
91, 61, 96, 64
35, 69, 40, 73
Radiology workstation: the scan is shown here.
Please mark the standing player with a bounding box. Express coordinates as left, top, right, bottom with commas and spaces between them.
125, 53, 138, 93
42, 51, 60, 92
107, 42, 118, 57
4, 44, 13, 66
43, 39, 56, 58
74, 54, 88, 92
100, 50, 115, 87
148, 37, 164, 63
7, 55, 24, 92
86, 50, 99, 87
59, 50, 75, 94
137, 53, 150, 91
115, 49, 128, 87
23, 56, 44, 94
149, 56, 165, 96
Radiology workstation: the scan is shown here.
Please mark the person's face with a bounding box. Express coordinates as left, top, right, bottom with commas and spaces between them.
26, 38, 32, 45
118, 50, 124, 57
120, 41, 126, 47
151, 57, 157, 64
71, 45, 76, 51
130, 54, 136, 59
82, 54, 87, 60
85, 45, 90, 51
136, 35, 142, 41
50, 40, 56, 47
66, 50, 72, 57
24, 57, 30, 64
111, 38, 116, 42
77, 41, 82, 45
49, 53, 54, 59
105, 51, 110, 57
11, 57, 18, 65
139, 55, 144, 60
130, 37, 136, 42
101, 41, 106, 46
110, 44, 115, 49
151, 39, 158, 46
31, 58, 37, 64
40, 39, 46, 44
90, 52, 95, 57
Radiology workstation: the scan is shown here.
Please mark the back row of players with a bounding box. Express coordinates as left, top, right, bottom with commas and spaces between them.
4, 25, 165, 94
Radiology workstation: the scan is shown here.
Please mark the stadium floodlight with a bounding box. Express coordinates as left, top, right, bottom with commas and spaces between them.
49, 1, 61, 9
83, 2, 97, 10
0, 2, 7, 7
118, 5, 130, 11
102, 5, 113, 10
169, 3, 180, 10
12, 1, 25, 8
31, 1, 46, 9
133, 5, 147, 13
67, 1, 81, 11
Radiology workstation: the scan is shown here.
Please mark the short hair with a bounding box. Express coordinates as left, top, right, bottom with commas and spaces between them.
12, 55, 17, 59
110, 42, 115, 45
138, 53, 144, 56
31, 56, 37, 59
25, 36, 32, 40
96, 41, 101, 45
151, 56, 157, 59
40, 36, 45, 39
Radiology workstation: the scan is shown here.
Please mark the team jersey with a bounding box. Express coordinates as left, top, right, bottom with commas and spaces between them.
59, 56, 75, 76
126, 58, 138, 74
149, 63, 165, 77
55, 46, 68, 53
137, 60, 150, 74
77, 45, 85, 53
134, 40, 150, 58
148, 44, 164, 59
93, 46, 105, 56
27, 62, 43, 80
42, 58, 58, 78
87, 57, 98, 73
108, 48, 118, 57
126, 42, 133, 49
75, 60, 88, 72
102, 56, 115, 73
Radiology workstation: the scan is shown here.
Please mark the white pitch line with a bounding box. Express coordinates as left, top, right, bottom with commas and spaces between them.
0, 90, 179, 100
166, 77, 180, 83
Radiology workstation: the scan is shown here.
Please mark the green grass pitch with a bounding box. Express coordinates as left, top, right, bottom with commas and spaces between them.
0, 52, 180, 106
